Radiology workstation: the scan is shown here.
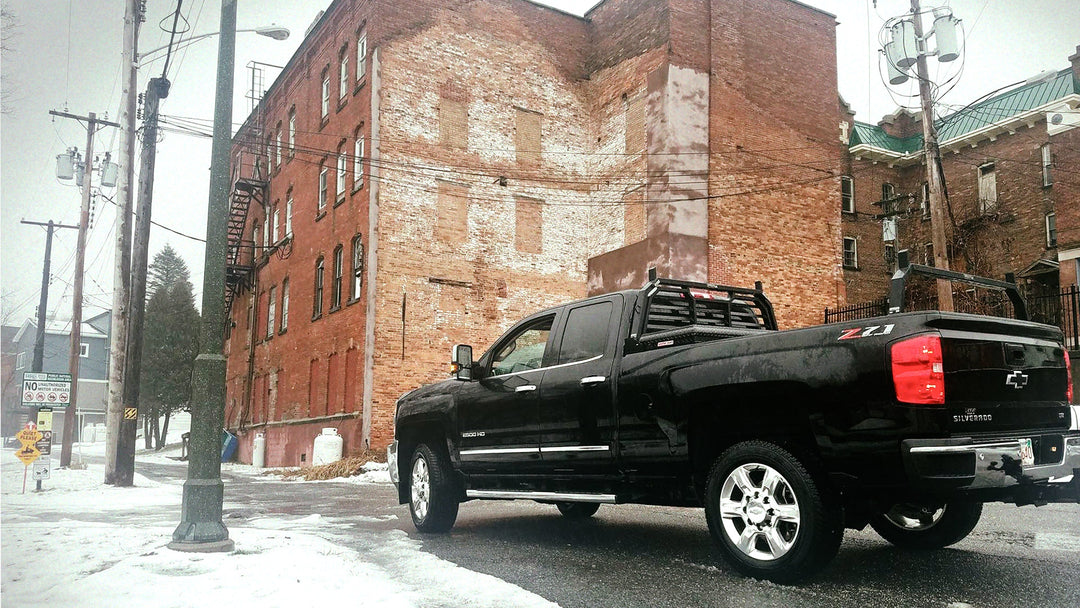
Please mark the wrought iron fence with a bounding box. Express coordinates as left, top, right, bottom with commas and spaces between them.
825, 286, 1080, 350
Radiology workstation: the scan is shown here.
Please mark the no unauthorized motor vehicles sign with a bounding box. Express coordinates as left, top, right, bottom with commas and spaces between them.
21, 372, 72, 408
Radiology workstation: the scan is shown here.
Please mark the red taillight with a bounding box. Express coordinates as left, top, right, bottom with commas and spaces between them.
891, 334, 945, 405
1066, 350, 1074, 404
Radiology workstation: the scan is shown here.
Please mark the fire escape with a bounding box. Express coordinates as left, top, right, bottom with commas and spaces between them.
224, 165, 267, 317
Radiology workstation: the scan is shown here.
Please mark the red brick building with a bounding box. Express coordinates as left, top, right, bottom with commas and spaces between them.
223, 0, 846, 466
840, 45, 1080, 312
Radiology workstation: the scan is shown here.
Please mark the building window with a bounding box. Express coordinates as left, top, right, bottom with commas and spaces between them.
1047, 212, 1057, 248
840, 175, 854, 213
924, 243, 935, 267
353, 131, 364, 188
288, 108, 296, 156
356, 30, 367, 81
80, 342, 90, 358
881, 183, 896, 215
280, 278, 290, 332
339, 49, 349, 102
272, 205, 280, 243
285, 191, 293, 237
350, 235, 363, 301
920, 182, 930, 219
331, 245, 343, 310
267, 286, 276, 339
253, 221, 261, 259
978, 163, 997, 212
884, 243, 896, 267
313, 257, 325, 318
15, 352, 26, 369
320, 68, 330, 120
336, 147, 347, 203
1042, 144, 1052, 187
515, 196, 543, 254
274, 125, 282, 168
515, 107, 541, 164
262, 205, 270, 248
842, 237, 857, 269
318, 164, 328, 211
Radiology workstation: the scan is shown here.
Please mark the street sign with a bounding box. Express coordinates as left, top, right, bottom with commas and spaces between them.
36, 409, 53, 455
16, 443, 41, 465
21, 372, 72, 408
16, 428, 43, 445
32, 457, 50, 480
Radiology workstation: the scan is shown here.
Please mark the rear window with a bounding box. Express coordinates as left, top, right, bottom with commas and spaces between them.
558, 301, 613, 364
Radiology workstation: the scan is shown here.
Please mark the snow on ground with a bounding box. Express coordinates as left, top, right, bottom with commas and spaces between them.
1, 449, 559, 608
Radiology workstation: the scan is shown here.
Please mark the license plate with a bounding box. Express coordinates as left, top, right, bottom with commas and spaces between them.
1019, 438, 1035, 467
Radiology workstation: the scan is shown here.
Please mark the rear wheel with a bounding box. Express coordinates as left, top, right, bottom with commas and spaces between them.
556, 502, 600, 519
870, 501, 982, 549
409, 443, 460, 533
705, 441, 843, 584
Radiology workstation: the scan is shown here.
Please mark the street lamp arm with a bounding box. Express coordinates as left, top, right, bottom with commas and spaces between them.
138, 26, 289, 65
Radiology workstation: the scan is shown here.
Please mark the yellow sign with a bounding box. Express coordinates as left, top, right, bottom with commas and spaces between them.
37, 410, 53, 432
16, 444, 40, 466
124, 407, 138, 420
16, 429, 43, 445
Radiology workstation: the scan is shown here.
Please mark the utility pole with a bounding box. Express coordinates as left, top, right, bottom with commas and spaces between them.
170, 0, 236, 552
106, 0, 142, 486
909, 0, 954, 312
118, 76, 170, 471
23, 220, 78, 371
48, 111, 119, 467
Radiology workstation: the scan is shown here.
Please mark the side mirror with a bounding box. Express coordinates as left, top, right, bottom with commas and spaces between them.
451, 344, 474, 381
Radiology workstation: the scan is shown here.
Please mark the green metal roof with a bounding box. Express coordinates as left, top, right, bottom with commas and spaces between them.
850, 68, 1079, 155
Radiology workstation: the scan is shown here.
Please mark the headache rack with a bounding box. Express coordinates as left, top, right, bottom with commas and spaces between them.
631, 268, 778, 351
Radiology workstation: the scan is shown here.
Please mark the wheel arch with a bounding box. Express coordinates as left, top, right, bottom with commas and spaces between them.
394, 415, 457, 504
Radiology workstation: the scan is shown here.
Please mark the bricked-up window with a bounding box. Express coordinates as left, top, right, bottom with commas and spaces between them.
515, 108, 541, 164
313, 256, 325, 318
285, 190, 293, 237
350, 235, 363, 301
1047, 212, 1057, 247
436, 181, 469, 243
318, 164, 328, 211
515, 196, 543, 254
924, 243, 934, 267
280, 278, 290, 332
920, 182, 930, 219
331, 245, 343, 310
1042, 144, 1052, 187
356, 30, 367, 81
624, 188, 645, 245
339, 48, 349, 102
320, 67, 330, 120
842, 237, 858, 269
336, 146, 347, 203
353, 130, 364, 188
267, 285, 276, 339
978, 163, 997, 213
288, 107, 296, 156
439, 99, 467, 149
840, 176, 854, 214
625, 95, 645, 154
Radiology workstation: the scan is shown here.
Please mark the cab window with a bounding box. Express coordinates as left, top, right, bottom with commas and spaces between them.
558, 301, 613, 364
491, 316, 554, 376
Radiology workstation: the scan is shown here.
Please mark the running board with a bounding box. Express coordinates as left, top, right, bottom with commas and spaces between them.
466, 490, 616, 503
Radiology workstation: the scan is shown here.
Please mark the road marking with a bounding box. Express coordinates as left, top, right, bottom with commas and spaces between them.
1033, 533, 1080, 552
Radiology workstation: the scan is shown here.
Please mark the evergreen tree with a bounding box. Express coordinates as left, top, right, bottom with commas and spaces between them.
139, 244, 199, 449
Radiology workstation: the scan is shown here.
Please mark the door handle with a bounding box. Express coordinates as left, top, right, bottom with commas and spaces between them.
515, 384, 537, 393
580, 376, 607, 387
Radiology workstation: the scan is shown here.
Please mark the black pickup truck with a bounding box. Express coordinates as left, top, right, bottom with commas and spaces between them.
388, 265, 1078, 582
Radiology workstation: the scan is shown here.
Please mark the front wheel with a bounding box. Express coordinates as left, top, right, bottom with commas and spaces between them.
704, 441, 843, 584
556, 502, 600, 519
870, 501, 982, 549
409, 443, 460, 533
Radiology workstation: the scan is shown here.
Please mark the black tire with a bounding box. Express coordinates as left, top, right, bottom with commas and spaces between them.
556, 502, 600, 519
408, 443, 460, 533
704, 441, 843, 584
870, 501, 982, 549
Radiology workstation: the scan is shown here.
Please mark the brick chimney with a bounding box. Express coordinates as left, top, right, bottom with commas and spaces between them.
1070, 44, 1080, 81
878, 108, 922, 139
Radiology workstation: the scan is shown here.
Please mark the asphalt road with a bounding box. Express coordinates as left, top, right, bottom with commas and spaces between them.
131, 459, 1080, 608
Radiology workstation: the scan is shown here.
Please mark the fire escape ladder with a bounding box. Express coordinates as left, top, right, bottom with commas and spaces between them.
224, 175, 267, 318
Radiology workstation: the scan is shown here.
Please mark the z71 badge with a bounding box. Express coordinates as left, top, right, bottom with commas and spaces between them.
838, 324, 895, 341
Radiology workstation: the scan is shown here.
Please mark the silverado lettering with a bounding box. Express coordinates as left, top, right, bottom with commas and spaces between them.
389, 267, 1080, 584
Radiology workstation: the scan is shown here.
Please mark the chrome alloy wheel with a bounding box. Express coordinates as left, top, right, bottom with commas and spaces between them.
881, 503, 946, 531
719, 462, 801, 561
411, 455, 431, 521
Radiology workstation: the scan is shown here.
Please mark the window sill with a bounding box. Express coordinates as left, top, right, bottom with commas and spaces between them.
842, 265, 860, 272
315, 210, 327, 222
841, 209, 855, 216
320, 116, 329, 130
347, 296, 362, 307
328, 305, 342, 315
352, 181, 364, 195
312, 313, 323, 322
334, 196, 346, 208
278, 327, 288, 336
337, 98, 348, 113
353, 78, 366, 96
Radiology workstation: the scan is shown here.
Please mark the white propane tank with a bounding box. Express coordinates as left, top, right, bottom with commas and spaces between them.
252, 433, 266, 468
82, 424, 97, 443
312, 427, 343, 466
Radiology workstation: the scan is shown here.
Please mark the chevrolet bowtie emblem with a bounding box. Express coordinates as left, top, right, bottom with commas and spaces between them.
1005, 370, 1029, 389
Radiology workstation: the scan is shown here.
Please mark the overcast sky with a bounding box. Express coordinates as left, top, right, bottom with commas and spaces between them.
1, 0, 1077, 327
